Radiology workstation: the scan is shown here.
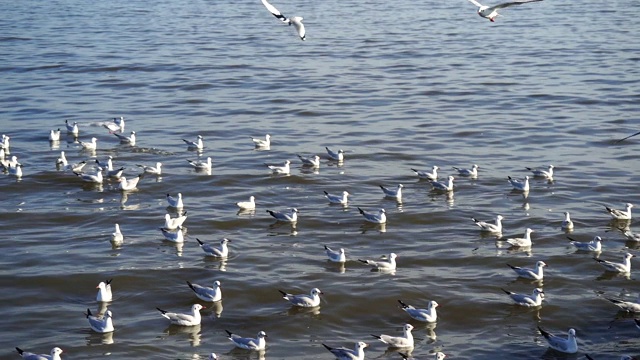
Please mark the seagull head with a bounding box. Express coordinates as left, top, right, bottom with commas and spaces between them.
258, 331, 267, 338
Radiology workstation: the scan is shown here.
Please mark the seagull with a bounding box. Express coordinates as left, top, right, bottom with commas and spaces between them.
526, 164, 554, 179
326, 146, 344, 161
111, 224, 123, 247
504, 228, 534, 247
398, 300, 438, 322
160, 226, 184, 243
251, 134, 271, 148
187, 157, 212, 172
358, 207, 386, 224
49, 129, 61, 142
506, 261, 546, 280
1, 154, 18, 170
156, 304, 204, 326
593, 252, 634, 273
74, 168, 103, 183
453, 164, 479, 178
411, 166, 438, 181
561, 212, 574, 231
371, 323, 414, 348
79, 137, 98, 151
466, 0, 543, 22
568, 236, 602, 252
322, 342, 368, 360
117, 175, 141, 191
58, 153, 86, 172
114, 130, 136, 145
8, 163, 22, 178
324, 191, 349, 205
96, 279, 113, 302
96, 156, 113, 169
225, 330, 267, 350
0, 134, 10, 150
400, 352, 446, 360
297, 154, 320, 168
508, 175, 529, 192
359, 253, 397, 271
266, 208, 298, 222
187, 280, 222, 302
537, 326, 578, 354
183, 135, 204, 150
324, 245, 346, 263
620, 228, 640, 242
279, 287, 323, 307
502, 287, 544, 307
85, 308, 114, 333
236, 195, 256, 210
137, 162, 162, 175
103, 118, 123, 133
266, 160, 290, 175
606, 203, 633, 220
166, 193, 184, 209
605, 296, 640, 312
380, 184, 403, 199
431, 176, 454, 191
196, 238, 230, 258
472, 214, 504, 233
164, 213, 187, 230
261, 0, 306, 40
16, 347, 63, 360
208, 354, 218, 360
65, 119, 79, 134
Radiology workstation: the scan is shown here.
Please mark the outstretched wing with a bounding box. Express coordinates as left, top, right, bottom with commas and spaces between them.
261, 0, 289, 23
493, 0, 542, 10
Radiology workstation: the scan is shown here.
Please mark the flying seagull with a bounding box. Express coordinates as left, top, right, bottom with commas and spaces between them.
261, 0, 306, 40
466, 0, 543, 22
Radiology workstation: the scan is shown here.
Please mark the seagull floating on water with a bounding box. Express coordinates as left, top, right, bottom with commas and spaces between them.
324, 245, 346, 263
537, 326, 578, 354
380, 184, 403, 200
326, 146, 344, 161
411, 166, 438, 181
297, 154, 320, 168
187, 280, 222, 302
226, 330, 267, 350
16, 347, 63, 360
267, 208, 298, 222
166, 193, 184, 209
504, 228, 534, 247
65, 119, 79, 135
111, 224, 123, 247
197, 238, 230, 258
453, 164, 479, 178
160, 226, 184, 243
103, 117, 124, 133
358, 207, 386, 224
466, 0, 543, 22
593, 252, 634, 273
187, 157, 212, 172
114, 130, 136, 146
508, 175, 529, 192
49, 129, 61, 142
359, 252, 397, 271
561, 211, 574, 231
164, 212, 187, 230
79, 137, 98, 151
472, 214, 503, 233
324, 191, 349, 205
527, 164, 554, 179
371, 323, 414, 348
507, 260, 546, 280
117, 175, 141, 191
398, 299, 438, 322
568, 236, 602, 252
156, 304, 204, 326
74, 168, 103, 183
183, 135, 204, 150
236, 195, 256, 210
279, 287, 323, 307
431, 176, 454, 192
502, 287, 544, 307
85, 308, 114, 333
261, 0, 305, 40
137, 162, 162, 175
96, 279, 113, 302
606, 203, 633, 220
251, 134, 271, 148
605, 296, 640, 313
322, 341, 367, 360
266, 160, 290, 175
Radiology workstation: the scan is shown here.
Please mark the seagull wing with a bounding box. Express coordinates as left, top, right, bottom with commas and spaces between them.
493, 0, 542, 9
467, 0, 484, 7
261, 0, 289, 23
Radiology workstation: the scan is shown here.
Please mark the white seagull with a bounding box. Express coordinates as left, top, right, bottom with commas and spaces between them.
164, 213, 187, 230
183, 135, 204, 150
527, 164, 554, 179
322, 342, 367, 360
606, 203, 633, 220
197, 238, 230, 258
49, 129, 61, 142
453, 164, 479, 178
114, 130, 136, 146
111, 224, 123, 247
371, 323, 414, 348
605, 296, 640, 313
506, 260, 546, 280
65, 119, 79, 134
472, 214, 504, 233
160, 226, 184, 243
1, 134, 10, 150
266, 160, 290, 175
117, 175, 141, 191
324, 191, 349, 205
236, 195, 256, 210
74, 168, 103, 183
187, 280, 222, 302
508, 175, 529, 192
79, 137, 98, 151
411, 166, 438, 181
137, 162, 162, 175
297, 154, 320, 168
561, 211, 574, 231
8, 163, 22, 178
380, 184, 403, 200
398, 299, 438, 322
325, 245, 346, 263
261, 0, 306, 40
156, 304, 204, 326
226, 330, 267, 350
537, 326, 578, 354
279, 287, 323, 307
504, 228, 534, 247
431, 176, 455, 192
326, 146, 344, 161
187, 157, 212, 172
466, 0, 543, 22
359, 252, 397, 271
96, 279, 113, 302
85, 308, 114, 333
593, 252, 634, 273
568, 236, 602, 252
266, 207, 298, 222
166, 193, 184, 209
251, 134, 271, 148
16, 347, 63, 360
502, 287, 544, 307
358, 207, 386, 224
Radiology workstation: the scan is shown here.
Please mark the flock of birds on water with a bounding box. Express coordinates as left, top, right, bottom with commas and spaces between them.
4, 0, 640, 359
3, 114, 640, 360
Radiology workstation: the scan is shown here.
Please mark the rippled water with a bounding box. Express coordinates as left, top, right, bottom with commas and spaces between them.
1, 0, 640, 359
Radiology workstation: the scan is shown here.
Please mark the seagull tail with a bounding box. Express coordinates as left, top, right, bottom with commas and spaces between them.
156, 307, 167, 314
278, 289, 288, 298
398, 299, 409, 309
196, 238, 204, 246
537, 326, 551, 339
85, 308, 92, 318
15, 348, 25, 356
322, 343, 333, 351
186, 281, 196, 292
506, 264, 517, 270
357, 207, 365, 215
323, 191, 329, 196
501, 288, 512, 295
225, 329, 233, 337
